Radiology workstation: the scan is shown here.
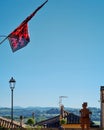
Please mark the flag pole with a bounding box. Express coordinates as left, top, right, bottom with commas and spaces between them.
0, 35, 9, 44
0, 0, 48, 47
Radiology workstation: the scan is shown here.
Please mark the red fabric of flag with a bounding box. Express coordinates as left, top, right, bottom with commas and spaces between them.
8, 23, 30, 52
7, 0, 48, 52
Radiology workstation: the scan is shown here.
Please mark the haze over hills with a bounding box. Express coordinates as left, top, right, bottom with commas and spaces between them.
0, 106, 100, 123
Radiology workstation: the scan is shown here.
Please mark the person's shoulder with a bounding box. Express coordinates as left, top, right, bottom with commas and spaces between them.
80, 109, 83, 112
86, 108, 89, 110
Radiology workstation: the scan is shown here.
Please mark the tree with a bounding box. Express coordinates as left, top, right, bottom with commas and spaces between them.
60, 118, 67, 125
27, 118, 35, 126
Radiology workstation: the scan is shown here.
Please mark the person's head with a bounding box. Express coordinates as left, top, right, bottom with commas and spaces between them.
82, 102, 87, 108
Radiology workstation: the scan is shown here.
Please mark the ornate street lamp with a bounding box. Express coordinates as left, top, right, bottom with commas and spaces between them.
9, 77, 16, 128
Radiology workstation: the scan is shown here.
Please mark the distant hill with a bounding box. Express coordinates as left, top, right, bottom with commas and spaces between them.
0, 107, 100, 122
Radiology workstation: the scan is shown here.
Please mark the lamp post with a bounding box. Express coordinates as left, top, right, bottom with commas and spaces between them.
9, 77, 16, 128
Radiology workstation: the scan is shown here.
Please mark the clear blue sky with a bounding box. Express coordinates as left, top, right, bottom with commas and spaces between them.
0, 0, 104, 108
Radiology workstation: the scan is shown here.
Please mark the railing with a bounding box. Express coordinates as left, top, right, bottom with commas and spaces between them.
0, 116, 26, 128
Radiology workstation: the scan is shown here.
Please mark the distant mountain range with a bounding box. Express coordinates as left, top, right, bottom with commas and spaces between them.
0, 106, 100, 122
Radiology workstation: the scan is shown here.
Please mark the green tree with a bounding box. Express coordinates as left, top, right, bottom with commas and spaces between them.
27, 118, 35, 126
60, 118, 67, 125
